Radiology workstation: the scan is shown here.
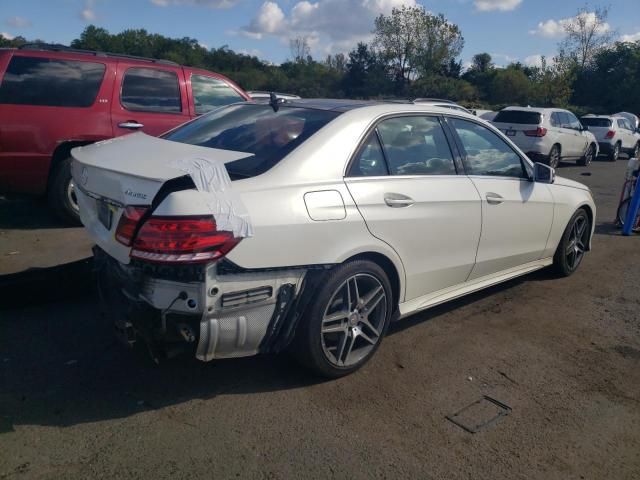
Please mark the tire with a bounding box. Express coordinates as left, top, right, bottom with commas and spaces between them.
548, 144, 561, 169
578, 144, 595, 166
48, 156, 81, 226
632, 142, 640, 160
609, 142, 620, 162
617, 197, 640, 230
293, 260, 393, 378
553, 209, 590, 277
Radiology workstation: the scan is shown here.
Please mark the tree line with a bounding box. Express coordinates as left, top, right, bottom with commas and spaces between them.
1, 4, 638, 115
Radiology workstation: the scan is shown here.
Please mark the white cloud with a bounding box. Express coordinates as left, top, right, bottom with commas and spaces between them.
5, 16, 31, 28
150, 0, 239, 7
530, 11, 611, 38
524, 54, 543, 67
1, 31, 14, 40
474, 0, 522, 12
621, 32, 640, 43
80, 0, 97, 22
241, 0, 417, 55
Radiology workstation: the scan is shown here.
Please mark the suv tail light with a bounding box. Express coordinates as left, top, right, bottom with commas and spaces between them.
524, 127, 547, 137
115, 206, 149, 246
605, 130, 615, 139
130, 216, 240, 264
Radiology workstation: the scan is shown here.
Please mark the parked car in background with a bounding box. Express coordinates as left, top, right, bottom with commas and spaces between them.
413, 98, 472, 114
72, 100, 595, 378
492, 107, 598, 168
580, 115, 640, 161
248, 91, 301, 101
0, 44, 250, 223
614, 112, 640, 131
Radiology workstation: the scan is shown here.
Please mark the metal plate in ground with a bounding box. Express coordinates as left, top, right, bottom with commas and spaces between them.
446, 395, 512, 434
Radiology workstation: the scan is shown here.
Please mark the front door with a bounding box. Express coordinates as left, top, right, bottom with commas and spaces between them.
447, 117, 554, 279
344, 115, 482, 302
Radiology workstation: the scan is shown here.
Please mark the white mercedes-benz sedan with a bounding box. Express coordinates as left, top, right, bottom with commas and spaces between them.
71, 99, 596, 378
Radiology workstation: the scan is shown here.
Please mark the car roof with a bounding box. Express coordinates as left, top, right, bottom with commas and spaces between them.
501, 106, 557, 114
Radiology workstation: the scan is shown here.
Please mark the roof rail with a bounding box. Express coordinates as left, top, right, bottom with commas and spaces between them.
17, 43, 179, 66
413, 98, 456, 104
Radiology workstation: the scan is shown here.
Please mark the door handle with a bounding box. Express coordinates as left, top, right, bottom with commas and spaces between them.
384, 193, 414, 208
118, 121, 144, 130
485, 192, 504, 205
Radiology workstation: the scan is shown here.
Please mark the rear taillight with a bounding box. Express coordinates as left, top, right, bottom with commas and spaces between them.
605, 130, 615, 139
130, 216, 240, 264
524, 127, 547, 137
115, 206, 149, 246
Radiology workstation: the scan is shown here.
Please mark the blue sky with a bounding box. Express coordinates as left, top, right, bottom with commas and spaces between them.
2, 0, 639, 67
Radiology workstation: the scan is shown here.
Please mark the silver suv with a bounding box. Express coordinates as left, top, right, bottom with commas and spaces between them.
581, 115, 640, 161
492, 107, 599, 168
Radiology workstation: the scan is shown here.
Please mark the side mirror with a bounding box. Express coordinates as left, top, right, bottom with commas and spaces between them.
534, 162, 555, 184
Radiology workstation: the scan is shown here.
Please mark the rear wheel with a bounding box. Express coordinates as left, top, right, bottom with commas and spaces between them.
553, 209, 590, 277
293, 260, 392, 378
617, 197, 640, 231
632, 142, 640, 159
48, 156, 81, 226
609, 142, 620, 162
548, 144, 561, 169
578, 144, 595, 166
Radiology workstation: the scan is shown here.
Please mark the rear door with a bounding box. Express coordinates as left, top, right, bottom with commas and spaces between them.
344, 115, 482, 302
447, 117, 554, 279
111, 62, 190, 137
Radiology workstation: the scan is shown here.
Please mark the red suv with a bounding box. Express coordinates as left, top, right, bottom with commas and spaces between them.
0, 44, 250, 223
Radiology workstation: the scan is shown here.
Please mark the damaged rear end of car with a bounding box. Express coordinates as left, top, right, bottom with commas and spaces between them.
71, 130, 324, 363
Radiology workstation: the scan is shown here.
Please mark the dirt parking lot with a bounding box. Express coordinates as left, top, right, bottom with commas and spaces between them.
1, 159, 639, 479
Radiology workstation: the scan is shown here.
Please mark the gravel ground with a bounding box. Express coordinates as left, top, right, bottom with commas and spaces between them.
1, 158, 639, 479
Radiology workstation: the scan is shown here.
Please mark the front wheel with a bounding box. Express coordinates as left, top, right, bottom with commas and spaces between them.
553, 209, 590, 277
48, 157, 81, 225
293, 260, 393, 378
578, 144, 595, 166
548, 145, 561, 169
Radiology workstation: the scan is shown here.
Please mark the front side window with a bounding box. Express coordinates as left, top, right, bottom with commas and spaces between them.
376, 116, 456, 176
349, 132, 388, 177
451, 118, 526, 178
0, 56, 105, 107
191, 75, 245, 114
163, 104, 339, 179
567, 112, 582, 130
121, 67, 181, 113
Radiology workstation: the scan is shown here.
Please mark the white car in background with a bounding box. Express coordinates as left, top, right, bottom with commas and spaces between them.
71, 100, 595, 378
581, 115, 640, 161
492, 107, 599, 168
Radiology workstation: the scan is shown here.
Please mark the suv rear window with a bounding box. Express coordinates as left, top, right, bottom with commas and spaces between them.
0, 56, 105, 107
581, 117, 612, 127
493, 110, 542, 125
121, 67, 181, 113
163, 104, 339, 179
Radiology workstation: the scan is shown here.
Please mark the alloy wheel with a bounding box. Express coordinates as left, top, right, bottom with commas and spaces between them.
633, 143, 640, 159
67, 178, 80, 214
613, 144, 620, 161
549, 146, 560, 169
565, 215, 589, 271
584, 145, 594, 165
320, 273, 387, 367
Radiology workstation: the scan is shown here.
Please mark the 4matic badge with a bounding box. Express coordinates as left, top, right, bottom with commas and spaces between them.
124, 189, 148, 200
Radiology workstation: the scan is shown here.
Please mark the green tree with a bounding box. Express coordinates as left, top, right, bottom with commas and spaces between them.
487, 67, 531, 105
560, 5, 614, 70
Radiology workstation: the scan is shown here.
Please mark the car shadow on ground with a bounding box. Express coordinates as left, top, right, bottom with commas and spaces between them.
0, 194, 69, 229
0, 268, 537, 433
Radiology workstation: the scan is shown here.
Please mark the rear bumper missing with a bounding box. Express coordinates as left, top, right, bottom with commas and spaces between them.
94, 247, 320, 362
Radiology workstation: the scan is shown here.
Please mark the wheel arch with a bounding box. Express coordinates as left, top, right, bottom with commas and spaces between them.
47, 140, 96, 191
342, 251, 402, 313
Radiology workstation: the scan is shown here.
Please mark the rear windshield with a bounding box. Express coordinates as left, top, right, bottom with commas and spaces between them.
580, 117, 612, 127
163, 104, 340, 179
493, 110, 542, 125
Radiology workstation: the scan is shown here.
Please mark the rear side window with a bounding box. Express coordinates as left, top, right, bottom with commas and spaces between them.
493, 110, 541, 125
349, 132, 388, 177
163, 104, 339, 179
451, 118, 526, 178
121, 67, 181, 113
581, 117, 612, 127
191, 75, 245, 114
376, 116, 456, 176
0, 56, 105, 107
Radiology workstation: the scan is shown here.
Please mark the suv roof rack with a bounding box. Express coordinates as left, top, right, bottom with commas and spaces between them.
17, 43, 179, 66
